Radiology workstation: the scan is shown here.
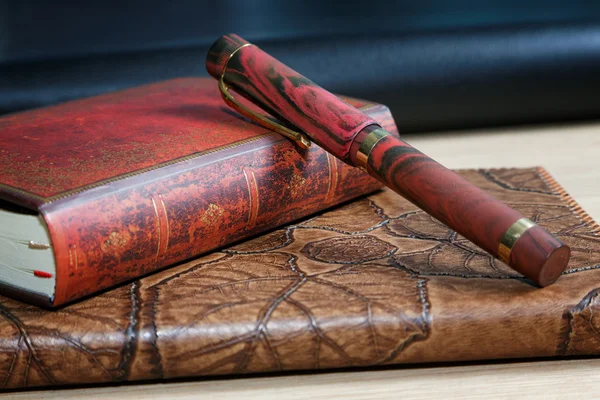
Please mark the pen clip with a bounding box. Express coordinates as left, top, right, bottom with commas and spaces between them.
218, 77, 311, 149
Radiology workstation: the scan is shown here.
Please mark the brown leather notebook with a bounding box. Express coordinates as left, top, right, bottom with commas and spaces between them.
0, 167, 598, 390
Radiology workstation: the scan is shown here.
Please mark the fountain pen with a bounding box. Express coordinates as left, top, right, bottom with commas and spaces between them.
205, 33, 570, 287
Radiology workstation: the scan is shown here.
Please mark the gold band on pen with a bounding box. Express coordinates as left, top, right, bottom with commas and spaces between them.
356, 128, 390, 169
498, 218, 536, 264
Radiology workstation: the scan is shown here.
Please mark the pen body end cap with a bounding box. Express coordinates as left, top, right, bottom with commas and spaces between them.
206, 34, 250, 79
537, 245, 571, 287
510, 225, 571, 287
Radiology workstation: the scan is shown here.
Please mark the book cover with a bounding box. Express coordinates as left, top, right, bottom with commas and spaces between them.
0, 78, 396, 307
0, 167, 598, 389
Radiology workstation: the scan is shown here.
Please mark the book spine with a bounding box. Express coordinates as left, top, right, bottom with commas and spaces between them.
40, 105, 396, 306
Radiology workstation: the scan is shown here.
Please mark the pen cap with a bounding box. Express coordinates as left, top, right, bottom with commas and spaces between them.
206, 34, 378, 161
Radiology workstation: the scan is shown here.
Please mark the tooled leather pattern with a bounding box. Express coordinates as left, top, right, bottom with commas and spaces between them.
0, 168, 599, 388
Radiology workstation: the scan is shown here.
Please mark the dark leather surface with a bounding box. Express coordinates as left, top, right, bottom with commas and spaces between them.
0, 167, 599, 389
2, 0, 600, 132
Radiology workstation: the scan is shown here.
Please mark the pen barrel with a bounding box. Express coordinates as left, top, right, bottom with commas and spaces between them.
351, 126, 570, 286
206, 34, 571, 286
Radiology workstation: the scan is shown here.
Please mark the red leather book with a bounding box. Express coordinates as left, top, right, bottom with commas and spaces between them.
0, 78, 396, 307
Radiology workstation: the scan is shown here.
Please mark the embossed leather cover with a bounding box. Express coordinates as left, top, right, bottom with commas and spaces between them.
0, 78, 394, 307
0, 167, 598, 389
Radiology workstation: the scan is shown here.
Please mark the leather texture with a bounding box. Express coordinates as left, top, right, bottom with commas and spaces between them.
0, 78, 392, 306
0, 167, 598, 389
0, 78, 367, 201
3, 17, 600, 132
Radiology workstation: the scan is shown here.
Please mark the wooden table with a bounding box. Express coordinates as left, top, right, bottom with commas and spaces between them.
5, 122, 599, 399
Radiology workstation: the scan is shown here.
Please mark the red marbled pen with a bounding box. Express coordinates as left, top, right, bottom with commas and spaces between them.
206, 33, 570, 286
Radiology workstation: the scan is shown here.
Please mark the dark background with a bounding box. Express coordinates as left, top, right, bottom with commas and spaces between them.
2, 0, 600, 132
